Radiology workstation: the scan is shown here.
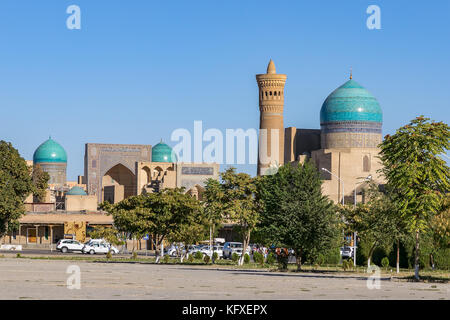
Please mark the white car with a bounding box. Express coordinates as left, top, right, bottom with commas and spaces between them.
201, 245, 223, 258
222, 242, 243, 259
82, 242, 119, 255
56, 239, 84, 253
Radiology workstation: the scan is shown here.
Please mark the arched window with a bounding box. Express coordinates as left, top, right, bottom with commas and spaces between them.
274, 91, 277, 96
363, 155, 370, 172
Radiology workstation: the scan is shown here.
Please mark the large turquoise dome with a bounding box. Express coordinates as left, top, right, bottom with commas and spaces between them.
320, 79, 382, 124
152, 141, 176, 162
320, 79, 383, 148
33, 138, 67, 163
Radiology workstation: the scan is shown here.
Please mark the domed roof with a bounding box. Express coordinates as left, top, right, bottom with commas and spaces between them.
152, 141, 177, 162
66, 186, 87, 196
33, 137, 67, 164
320, 79, 382, 124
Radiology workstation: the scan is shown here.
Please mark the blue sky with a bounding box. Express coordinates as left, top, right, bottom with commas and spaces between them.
1, 0, 449, 179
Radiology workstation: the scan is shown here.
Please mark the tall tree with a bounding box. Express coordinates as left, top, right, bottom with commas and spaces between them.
379, 116, 449, 280
100, 188, 202, 262
339, 182, 407, 269
32, 166, 50, 203
0, 141, 34, 237
257, 161, 341, 270
203, 178, 225, 257
220, 168, 261, 266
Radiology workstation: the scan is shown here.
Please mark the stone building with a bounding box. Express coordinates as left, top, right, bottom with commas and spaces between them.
258, 60, 385, 204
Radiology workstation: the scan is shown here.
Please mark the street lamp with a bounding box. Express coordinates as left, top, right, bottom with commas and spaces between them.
321, 168, 345, 205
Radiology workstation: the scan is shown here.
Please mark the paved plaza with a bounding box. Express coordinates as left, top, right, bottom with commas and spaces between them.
0, 258, 448, 300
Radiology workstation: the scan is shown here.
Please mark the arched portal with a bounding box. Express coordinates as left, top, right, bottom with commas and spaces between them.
102, 163, 136, 202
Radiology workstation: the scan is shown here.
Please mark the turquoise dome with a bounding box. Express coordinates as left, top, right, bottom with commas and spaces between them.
66, 186, 87, 196
33, 138, 67, 164
152, 141, 177, 162
320, 79, 382, 124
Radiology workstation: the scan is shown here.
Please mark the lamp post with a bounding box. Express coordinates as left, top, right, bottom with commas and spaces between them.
321, 168, 345, 205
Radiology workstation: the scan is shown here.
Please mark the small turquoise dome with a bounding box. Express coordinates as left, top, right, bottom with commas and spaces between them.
320, 79, 382, 124
66, 186, 87, 196
33, 137, 67, 164
152, 141, 176, 162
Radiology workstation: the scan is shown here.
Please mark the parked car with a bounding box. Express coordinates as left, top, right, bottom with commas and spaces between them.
165, 244, 186, 257
340, 246, 354, 259
222, 242, 244, 259
82, 242, 119, 255
187, 245, 203, 256
56, 239, 84, 253
200, 245, 224, 258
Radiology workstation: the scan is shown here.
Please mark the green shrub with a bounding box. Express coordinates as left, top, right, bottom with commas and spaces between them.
342, 259, 349, 271
433, 248, 450, 270
212, 252, 219, 262
194, 251, 203, 260
163, 254, 170, 263
106, 251, 112, 259
16, 253, 21, 258
132, 251, 138, 260
243, 253, 250, 264
203, 254, 210, 264
381, 257, 390, 269
231, 252, 239, 263
187, 254, 194, 263
253, 251, 264, 265
277, 254, 289, 270
266, 252, 276, 264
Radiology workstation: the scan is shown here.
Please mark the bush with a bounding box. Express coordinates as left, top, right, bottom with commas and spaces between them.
16, 253, 21, 258
253, 251, 264, 265
276, 253, 289, 270
317, 247, 341, 265
381, 257, 390, 269
433, 248, 450, 270
266, 252, 276, 265
187, 254, 194, 263
203, 254, 210, 264
243, 253, 250, 264
106, 251, 112, 259
132, 251, 138, 260
342, 259, 349, 271
212, 252, 219, 262
163, 254, 170, 263
194, 251, 203, 260
231, 252, 239, 263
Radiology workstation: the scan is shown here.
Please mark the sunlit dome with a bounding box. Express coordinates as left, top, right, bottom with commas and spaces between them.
33, 137, 67, 164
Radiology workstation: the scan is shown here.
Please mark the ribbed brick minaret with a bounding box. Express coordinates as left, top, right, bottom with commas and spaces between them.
256, 59, 287, 175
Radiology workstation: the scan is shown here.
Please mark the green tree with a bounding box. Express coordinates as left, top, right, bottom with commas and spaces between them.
89, 226, 126, 247
339, 182, 408, 269
203, 178, 225, 259
379, 116, 450, 280
0, 141, 34, 238
167, 202, 208, 262
428, 194, 450, 269
257, 161, 341, 270
100, 188, 202, 262
220, 168, 261, 266
32, 166, 50, 203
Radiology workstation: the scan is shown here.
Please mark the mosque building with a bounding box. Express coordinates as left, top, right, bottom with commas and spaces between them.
1, 137, 219, 248
257, 60, 384, 204
1, 59, 385, 248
